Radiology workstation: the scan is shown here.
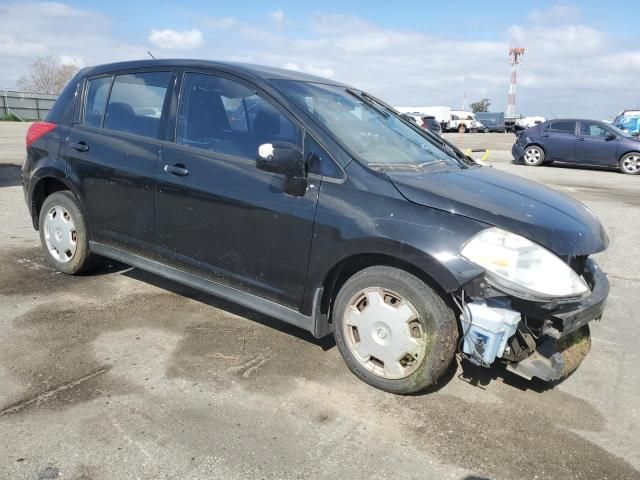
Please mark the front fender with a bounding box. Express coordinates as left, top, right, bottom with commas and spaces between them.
302, 178, 488, 315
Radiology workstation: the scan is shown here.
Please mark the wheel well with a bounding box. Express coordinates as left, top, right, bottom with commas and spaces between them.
32, 177, 69, 229
320, 253, 450, 320
525, 143, 545, 152
619, 151, 640, 163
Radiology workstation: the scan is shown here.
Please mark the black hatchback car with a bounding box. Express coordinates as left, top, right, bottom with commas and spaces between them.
23, 60, 609, 394
513, 118, 640, 174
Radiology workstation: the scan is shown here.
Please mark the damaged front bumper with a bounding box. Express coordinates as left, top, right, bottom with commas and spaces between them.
460, 258, 609, 382
506, 326, 592, 381
513, 259, 609, 339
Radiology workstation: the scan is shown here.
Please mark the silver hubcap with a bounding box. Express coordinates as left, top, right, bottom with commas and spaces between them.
622, 155, 640, 173
44, 205, 77, 263
343, 287, 426, 379
524, 147, 542, 164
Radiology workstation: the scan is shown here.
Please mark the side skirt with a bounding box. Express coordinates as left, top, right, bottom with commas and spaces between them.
90, 242, 316, 334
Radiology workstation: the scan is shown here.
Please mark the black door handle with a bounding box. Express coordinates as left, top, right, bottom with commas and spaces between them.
164, 164, 189, 177
70, 141, 89, 152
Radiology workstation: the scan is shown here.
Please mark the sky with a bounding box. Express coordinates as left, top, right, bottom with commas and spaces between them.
1, 0, 638, 119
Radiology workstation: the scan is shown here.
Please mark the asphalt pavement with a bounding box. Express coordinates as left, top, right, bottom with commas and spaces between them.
1, 124, 639, 479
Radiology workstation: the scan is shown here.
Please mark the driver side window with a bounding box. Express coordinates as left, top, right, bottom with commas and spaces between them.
176, 73, 300, 160
580, 122, 608, 138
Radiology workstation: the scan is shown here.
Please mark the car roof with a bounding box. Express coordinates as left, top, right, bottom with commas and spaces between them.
78, 59, 348, 86
545, 119, 605, 123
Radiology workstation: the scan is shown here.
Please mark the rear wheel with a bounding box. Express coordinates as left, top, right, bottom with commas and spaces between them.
39, 191, 97, 274
619, 152, 640, 175
333, 266, 457, 394
523, 145, 545, 166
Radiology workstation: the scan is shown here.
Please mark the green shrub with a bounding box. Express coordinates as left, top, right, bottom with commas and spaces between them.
0, 112, 21, 121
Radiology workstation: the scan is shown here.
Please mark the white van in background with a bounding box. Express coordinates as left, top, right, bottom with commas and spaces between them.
449, 110, 480, 133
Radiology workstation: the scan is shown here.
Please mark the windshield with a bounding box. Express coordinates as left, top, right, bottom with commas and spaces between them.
273, 81, 466, 172
610, 123, 634, 137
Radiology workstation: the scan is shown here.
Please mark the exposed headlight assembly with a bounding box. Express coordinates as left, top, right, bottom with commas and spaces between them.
461, 227, 589, 300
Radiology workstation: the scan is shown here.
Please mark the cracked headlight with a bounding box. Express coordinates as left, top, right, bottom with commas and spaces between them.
461, 227, 589, 300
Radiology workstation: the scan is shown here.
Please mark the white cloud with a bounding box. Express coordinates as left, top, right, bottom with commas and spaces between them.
1, 2, 638, 120
283, 62, 334, 78
148, 29, 204, 50
268, 10, 285, 24
196, 11, 639, 119
0, 1, 145, 89
59, 55, 85, 67
529, 3, 581, 23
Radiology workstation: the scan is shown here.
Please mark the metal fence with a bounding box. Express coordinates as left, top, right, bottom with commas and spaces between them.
1, 90, 58, 121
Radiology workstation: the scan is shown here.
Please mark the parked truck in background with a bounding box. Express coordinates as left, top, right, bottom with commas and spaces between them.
475, 112, 506, 133
449, 110, 480, 133
396, 106, 483, 133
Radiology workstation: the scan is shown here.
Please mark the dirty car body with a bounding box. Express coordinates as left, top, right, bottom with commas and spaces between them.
22, 59, 609, 393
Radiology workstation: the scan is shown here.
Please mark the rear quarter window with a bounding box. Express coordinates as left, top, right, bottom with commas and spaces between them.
46, 74, 82, 125
83, 76, 112, 128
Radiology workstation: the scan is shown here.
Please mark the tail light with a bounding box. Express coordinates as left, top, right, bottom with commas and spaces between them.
26, 121, 57, 147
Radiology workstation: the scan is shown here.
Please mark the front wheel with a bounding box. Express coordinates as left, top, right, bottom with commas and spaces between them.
333, 266, 457, 394
619, 152, 640, 175
523, 145, 545, 166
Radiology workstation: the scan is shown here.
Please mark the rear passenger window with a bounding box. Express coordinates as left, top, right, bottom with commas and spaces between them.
103, 72, 171, 139
549, 121, 576, 134
83, 76, 112, 128
177, 73, 299, 160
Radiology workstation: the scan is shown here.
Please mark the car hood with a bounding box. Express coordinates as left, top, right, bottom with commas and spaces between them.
387, 166, 608, 256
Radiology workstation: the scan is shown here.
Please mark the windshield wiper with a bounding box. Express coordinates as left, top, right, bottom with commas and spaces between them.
346, 88, 389, 118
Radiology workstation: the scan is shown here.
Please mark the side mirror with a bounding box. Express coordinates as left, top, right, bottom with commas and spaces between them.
256, 142, 308, 196
606, 132, 616, 141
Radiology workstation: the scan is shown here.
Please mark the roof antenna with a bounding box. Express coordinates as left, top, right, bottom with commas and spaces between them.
147, 50, 156, 59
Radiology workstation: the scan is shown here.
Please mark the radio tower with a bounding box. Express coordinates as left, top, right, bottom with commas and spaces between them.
506, 47, 525, 119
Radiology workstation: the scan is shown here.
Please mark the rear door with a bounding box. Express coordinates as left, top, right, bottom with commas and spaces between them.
575, 121, 620, 166
543, 120, 577, 161
66, 70, 174, 255
154, 71, 319, 308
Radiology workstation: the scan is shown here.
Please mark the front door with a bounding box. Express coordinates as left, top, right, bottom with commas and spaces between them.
66, 71, 173, 254
155, 72, 319, 308
543, 120, 577, 162
575, 121, 620, 167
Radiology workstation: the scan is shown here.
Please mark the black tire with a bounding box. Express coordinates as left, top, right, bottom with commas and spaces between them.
332, 266, 457, 394
619, 152, 640, 175
38, 191, 98, 274
522, 145, 545, 166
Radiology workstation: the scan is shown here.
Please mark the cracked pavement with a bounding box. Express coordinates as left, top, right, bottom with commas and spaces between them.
1, 125, 639, 479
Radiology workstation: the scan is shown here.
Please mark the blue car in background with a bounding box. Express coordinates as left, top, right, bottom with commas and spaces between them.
512, 118, 640, 175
